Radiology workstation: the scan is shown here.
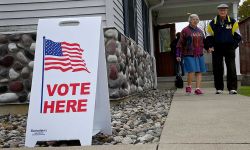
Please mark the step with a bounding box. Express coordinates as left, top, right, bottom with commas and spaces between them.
157, 75, 242, 89
158, 76, 214, 82
157, 75, 242, 82
157, 81, 215, 89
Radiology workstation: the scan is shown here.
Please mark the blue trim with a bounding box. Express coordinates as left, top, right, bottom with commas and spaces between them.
40, 36, 45, 113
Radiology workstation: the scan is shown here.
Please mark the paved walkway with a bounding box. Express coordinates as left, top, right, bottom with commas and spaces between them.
159, 88, 250, 149
9, 88, 250, 150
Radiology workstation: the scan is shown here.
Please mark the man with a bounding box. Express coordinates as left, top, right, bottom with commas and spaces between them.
206, 4, 241, 94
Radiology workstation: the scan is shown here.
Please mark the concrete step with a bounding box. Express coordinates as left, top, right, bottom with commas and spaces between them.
157, 81, 215, 89
157, 75, 242, 89
157, 75, 215, 89
158, 75, 214, 82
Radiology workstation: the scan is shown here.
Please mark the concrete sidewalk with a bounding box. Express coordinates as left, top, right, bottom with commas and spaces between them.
159, 88, 250, 149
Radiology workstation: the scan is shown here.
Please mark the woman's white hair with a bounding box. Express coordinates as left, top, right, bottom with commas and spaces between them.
188, 14, 199, 22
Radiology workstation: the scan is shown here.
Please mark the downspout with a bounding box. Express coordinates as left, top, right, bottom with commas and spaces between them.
149, 0, 165, 89
149, 0, 165, 57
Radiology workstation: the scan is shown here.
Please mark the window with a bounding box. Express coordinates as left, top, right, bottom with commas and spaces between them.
159, 28, 171, 53
123, 0, 138, 43
142, 0, 150, 52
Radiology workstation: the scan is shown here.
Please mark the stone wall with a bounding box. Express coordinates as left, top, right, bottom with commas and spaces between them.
0, 28, 155, 103
0, 33, 35, 103
104, 28, 155, 99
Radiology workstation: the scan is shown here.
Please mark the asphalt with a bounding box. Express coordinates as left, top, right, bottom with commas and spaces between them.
6, 88, 250, 150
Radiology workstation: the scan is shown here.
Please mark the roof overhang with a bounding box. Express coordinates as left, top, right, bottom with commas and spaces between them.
148, 0, 240, 24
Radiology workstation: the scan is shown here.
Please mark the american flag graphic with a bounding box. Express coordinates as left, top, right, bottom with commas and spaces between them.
44, 38, 90, 73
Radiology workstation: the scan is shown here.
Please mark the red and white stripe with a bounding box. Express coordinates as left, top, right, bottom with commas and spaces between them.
44, 42, 90, 73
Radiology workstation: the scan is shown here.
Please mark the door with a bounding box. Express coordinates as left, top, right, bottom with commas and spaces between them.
154, 24, 175, 77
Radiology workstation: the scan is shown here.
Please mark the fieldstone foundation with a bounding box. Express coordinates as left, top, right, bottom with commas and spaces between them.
104, 28, 155, 99
0, 33, 35, 104
0, 28, 155, 103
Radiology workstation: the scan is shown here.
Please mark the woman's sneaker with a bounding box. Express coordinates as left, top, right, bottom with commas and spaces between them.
186, 86, 192, 94
194, 89, 204, 95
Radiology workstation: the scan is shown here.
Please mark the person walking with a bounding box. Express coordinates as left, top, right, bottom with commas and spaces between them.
176, 14, 206, 95
206, 4, 241, 94
170, 32, 184, 76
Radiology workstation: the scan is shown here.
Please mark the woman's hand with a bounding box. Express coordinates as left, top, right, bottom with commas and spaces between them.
176, 57, 181, 62
208, 47, 214, 53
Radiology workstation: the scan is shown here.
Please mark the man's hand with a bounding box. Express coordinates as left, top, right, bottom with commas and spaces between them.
208, 47, 214, 53
176, 57, 181, 62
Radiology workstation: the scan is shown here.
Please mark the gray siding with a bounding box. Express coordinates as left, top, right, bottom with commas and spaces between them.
137, 0, 144, 49
106, 0, 124, 34
113, 0, 124, 33
0, 0, 107, 32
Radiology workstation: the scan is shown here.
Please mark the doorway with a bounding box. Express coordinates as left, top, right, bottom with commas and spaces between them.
154, 24, 175, 77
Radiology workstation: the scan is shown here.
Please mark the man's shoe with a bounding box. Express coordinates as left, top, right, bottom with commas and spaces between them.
229, 90, 237, 95
216, 90, 223, 94
194, 89, 204, 95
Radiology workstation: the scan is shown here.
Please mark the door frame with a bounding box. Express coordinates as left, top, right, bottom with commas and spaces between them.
154, 23, 176, 77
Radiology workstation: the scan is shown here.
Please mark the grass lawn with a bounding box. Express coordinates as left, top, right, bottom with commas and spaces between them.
239, 86, 250, 97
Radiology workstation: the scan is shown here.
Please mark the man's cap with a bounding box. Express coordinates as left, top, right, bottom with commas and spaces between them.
217, 4, 229, 9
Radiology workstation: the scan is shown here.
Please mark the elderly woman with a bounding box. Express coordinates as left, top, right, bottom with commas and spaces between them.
176, 14, 206, 95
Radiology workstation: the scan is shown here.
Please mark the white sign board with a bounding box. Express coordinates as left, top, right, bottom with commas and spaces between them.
25, 17, 111, 147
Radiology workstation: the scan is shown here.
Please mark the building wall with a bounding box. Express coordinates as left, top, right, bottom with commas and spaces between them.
239, 17, 250, 75
0, 0, 146, 51
0, 34, 35, 103
136, 0, 144, 49
112, 0, 124, 33
104, 28, 155, 99
0, 0, 107, 32
115, 0, 145, 50
0, 0, 125, 36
